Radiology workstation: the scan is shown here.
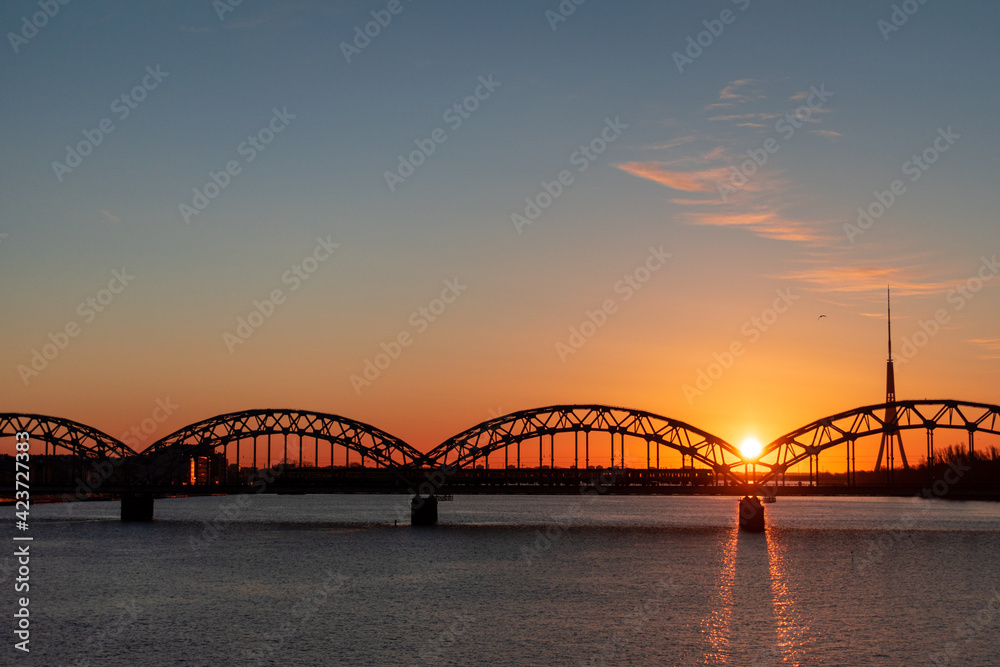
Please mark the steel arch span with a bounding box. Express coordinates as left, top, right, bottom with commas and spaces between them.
0, 413, 134, 460
757, 399, 1000, 485
136, 409, 424, 483
422, 404, 744, 479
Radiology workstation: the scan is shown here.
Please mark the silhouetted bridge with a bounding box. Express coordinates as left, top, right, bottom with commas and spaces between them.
3, 401, 999, 522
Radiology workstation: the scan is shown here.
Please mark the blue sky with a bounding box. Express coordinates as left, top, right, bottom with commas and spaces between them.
2, 0, 999, 454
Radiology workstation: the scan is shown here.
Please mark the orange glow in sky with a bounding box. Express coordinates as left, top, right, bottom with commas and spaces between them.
2, 5, 999, 476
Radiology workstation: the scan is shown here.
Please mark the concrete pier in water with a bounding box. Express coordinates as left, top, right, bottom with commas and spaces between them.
738, 495, 765, 532
411, 494, 438, 526
121, 493, 154, 522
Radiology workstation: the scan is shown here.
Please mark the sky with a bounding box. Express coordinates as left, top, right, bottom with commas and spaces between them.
2, 0, 999, 470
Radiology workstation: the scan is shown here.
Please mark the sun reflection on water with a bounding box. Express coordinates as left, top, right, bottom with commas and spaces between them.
765, 526, 813, 665
700, 517, 819, 666
702, 527, 738, 664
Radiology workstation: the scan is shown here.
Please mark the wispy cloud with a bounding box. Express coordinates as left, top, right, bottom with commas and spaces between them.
614, 162, 729, 193
616, 155, 832, 244
686, 208, 826, 243
638, 135, 699, 151
614, 79, 841, 246
668, 197, 728, 207
707, 82, 836, 131
626, 145, 728, 167
705, 79, 766, 109
779, 265, 956, 295
707, 112, 781, 123
967, 338, 1000, 359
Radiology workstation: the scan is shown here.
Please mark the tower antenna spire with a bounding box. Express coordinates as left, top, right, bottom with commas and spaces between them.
876, 284, 908, 477
887, 285, 892, 362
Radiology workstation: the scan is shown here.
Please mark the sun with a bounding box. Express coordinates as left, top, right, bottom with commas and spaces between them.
740, 437, 763, 460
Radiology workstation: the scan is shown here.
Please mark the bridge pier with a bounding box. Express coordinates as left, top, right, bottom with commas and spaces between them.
121, 493, 154, 522
738, 495, 765, 532
410, 494, 438, 526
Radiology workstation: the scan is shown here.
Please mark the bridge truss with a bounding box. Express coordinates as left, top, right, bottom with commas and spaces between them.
135, 409, 424, 484
0, 413, 134, 460
7, 399, 1000, 493
0, 414, 135, 488
757, 400, 1000, 486
421, 404, 744, 482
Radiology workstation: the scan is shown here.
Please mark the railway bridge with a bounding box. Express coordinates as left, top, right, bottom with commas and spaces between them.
4, 400, 999, 526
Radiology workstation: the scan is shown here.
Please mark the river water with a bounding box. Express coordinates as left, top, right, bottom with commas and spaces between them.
10, 494, 1000, 666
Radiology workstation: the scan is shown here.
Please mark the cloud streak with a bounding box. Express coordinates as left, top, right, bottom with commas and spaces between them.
705, 79, 766, 109
779, 265, 957, 295
967, 338, 1000, 359
614, 152, 831, 244
613, 79, 844, 246
614, 161, 730, 193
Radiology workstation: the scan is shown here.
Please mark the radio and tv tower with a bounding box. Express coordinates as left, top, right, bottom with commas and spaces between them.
875, 286, 908, 479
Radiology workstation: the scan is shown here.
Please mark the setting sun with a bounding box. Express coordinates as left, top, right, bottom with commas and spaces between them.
740, 437, 763, 461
